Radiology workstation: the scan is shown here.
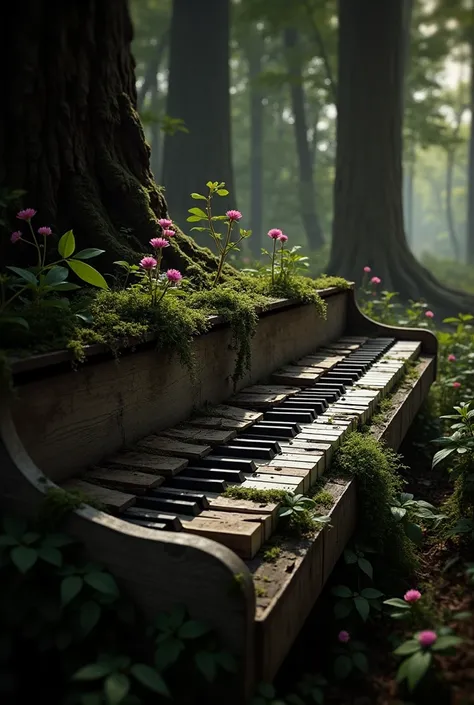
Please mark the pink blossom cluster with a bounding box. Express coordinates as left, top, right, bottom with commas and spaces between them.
268, 228, 288, 242
404, 589, 421, 603
10, 208, 53, 244
139, 216, 182, 284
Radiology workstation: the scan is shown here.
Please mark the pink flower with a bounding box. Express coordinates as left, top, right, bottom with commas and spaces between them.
16, 208, 36, 221
404, 589, 421, 603
268, 228, 283, 240
226, 210, 242, 221
278, 233, 288, 243
370, 276, 381, 285
418, 630, 437, 647
163, 228, 175, 238
448, 354, 456, 362
453, 381, 461, 388
338, 630, 350, 643
10, 231, 22, 244
425, 310, 434, 319
363, 266, 371, 273
166, 269, 182, 283
158, 218, 173, 229
140, 256, 157, 270
37, 226, 52, 236
150, 238, 169, 249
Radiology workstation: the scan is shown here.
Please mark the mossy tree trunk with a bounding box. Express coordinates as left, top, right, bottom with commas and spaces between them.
329, 0, 474, 315
0, 0, 224, 284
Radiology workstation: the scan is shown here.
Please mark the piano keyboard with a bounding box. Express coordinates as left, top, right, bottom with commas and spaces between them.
62, 336, 421, 559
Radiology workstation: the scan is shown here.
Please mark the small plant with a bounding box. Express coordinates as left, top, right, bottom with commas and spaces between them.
187, 182, 251, 285
394, 629, 462, 692
343, 543, 375, 580
383, 589, 422, 621
278, 493, 331, 532
390, 492, 447, 545
432, 401, 474, 469
331, 585, 383, 622
333, 631, 368, 680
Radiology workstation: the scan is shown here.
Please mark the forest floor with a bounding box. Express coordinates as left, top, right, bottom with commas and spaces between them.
275, 421, 474, 705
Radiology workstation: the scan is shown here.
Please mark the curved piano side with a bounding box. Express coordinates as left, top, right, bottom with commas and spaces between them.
0, 399, 256, 704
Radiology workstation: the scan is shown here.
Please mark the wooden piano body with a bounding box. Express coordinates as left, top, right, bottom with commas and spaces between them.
0, 285, 437, 702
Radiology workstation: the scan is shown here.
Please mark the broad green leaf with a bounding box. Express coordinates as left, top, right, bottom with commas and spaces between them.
216, 189, 229, 196
73, 248, 105, 260
357, 557, 373, 579
154, 637, 184, 670
406, 650, 431, 691
186, 215, 204, 222
67, 260, 108, 289
10, 546, 38, 574
354, 596, 370, 621
131, 664, 170, 697
80, 600, 101, 634
432, 447, 455, 468
178, 620, 210, 639
38, 546, 62, 567
73, 663, 112, 681
84, 571, 119, 597
58, 230, 75, 258
51, 282, 80, 291
61, 575, 83, 605
394, 639, 420, 656
399, 492, 414, 504
195, 651, 217, 682
188, 207, 207, 218
333, 655, 352, 680
190, 193, 206, 200
404, 522, 423, 545
331, 585, 353, 598
431, 635, 463, 651
383, 598, 410, 609
352, 651, 368, 673
104, 673, 130, 705
391, 506, 407, 521
6, 266, 37, 286
0, 315, 29, 329
360, 588, 383, 599
44, 266, 69, 286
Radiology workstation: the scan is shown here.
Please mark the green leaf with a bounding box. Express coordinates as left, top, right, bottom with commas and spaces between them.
44, 266, 69, 286
394, 639, 420, 656
61, 575, 83, 605
391, 506, 407, 520
154, 637, 184, 670
38, 546, 62, 567
383, 598, 410, 609
354, 596, 370, 621
178, 620, 210, 639
6, 266, 38, 286
352, 651, 368, 673
195, 651, 217, 682
10, 546, 38, 574
357, 557, 373, 579
432, 447, 455, 468
406, 651, 431, 691
67, 260, 108, 289
130, 664, 170, 697
217, 189, 229, 196
84, 571, 119, 597
360, 588, 383, 599
51, 282, 80, 291
431, 635, 463, 651
404, 522, 423, 545
333, 655, 352, 679
73, 663, 113, 681
0, 315, 29, 329
104, 673, 130, 705
58, 230, 75, 258
188, 207, 207, 218
331, 585, 353, 598
190, 193, 206, 200
80, 600, 101, 634
334, 599, 353, 619
73, 248, 105, 260
186, 215, 204, 222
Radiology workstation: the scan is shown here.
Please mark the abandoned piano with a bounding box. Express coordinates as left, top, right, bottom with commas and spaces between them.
0, 284, 437, 702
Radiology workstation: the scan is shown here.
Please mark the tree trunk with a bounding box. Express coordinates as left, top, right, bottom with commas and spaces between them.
446, 150, 461, 262
0, 0, 224, 284
467, 30, 474, 264
284, 27, 324, 250
246, 29, 264, 257
405, 156, 415, 247
329, 0, 473, 314
162, 0, 235, 237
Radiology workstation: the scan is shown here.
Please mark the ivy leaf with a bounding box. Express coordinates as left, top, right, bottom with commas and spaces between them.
67, 260, 108, 289
73, 663, 113, 681
10, 546, 38, 574
130, 664, 170, 697
178, 620, 210, 639
195, 651, 217, 682
84, 571, 119, 597
406, 651, 432, 691
80, 600, 101, 635
104, 673, 130, 705
58, 230, 76, 258
61, 575, 83, 605
72, 248, 105, 260
333, 655, 352, 680
354, 596, 370, 621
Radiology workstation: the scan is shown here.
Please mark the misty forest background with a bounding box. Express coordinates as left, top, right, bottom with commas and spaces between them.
130, 0, 474, 292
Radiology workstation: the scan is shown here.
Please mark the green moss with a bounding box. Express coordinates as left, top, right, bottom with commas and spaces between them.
312, 490, 334, 509
312, 275, 351, 290
37, 487, 104, 531
222, 486, 287, 503
263, 545, 282, 562
255, 586, 267, 597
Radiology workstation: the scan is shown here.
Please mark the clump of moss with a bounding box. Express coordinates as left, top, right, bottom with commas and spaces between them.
263, 545, 282, 562
37, 487, 104, 531
223, 485, 287, 503
312, 275, 351, 290
255, 586, 267, 597
312, 490, 334, 509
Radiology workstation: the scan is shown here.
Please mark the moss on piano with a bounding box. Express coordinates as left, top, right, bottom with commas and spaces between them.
38, 487, 105, 531
263, 545, 282, 562
223, 486, 288, 504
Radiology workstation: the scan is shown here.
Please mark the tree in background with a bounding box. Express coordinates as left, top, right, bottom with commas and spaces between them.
329, 0, 474, 313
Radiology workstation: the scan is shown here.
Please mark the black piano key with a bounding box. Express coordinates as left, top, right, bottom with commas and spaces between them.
184, 466, 245, 482
138, 495, 201, 516
296, 391, 338, 402
212, 444, 275, 460
330, 369, 360, 381
230, 437, 281, 453
167, 476, 228, 493
324, 375, 354, 386
313, 382, 346, 394
124, 507, 182, 530
127, 519, 168, 531
244, 424, 297, 439
196, 456, 257, 472
264, 410, 315, 423
147, 487, 210, 510
281, 400, 327, 413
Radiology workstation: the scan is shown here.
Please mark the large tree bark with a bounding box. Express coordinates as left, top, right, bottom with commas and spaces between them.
467, 29, 474, 264
162, 0, 235, 236
246, 27, 264, 257
284, 27, 324, 250
0, 0, 223, 283
329, 0, 473, 314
